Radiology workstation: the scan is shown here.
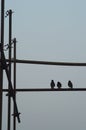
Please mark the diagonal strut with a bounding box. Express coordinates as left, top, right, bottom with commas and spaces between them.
1, 49, 21, 123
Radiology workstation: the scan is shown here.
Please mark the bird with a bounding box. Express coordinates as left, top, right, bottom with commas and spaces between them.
57, 81, 62, 89
50, 80, 55, 89
68, 80, 73, 89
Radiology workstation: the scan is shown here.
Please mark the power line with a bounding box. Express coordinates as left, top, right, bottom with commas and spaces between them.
2, 88, 86, 92
1, 59, 86, 66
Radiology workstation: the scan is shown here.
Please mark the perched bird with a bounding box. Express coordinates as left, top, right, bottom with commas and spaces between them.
68, 80, 73, 89
50, 80, 55, 89
57, 81, 62, 89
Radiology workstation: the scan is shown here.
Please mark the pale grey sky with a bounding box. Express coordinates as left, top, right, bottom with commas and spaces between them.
2, 0, 86, 130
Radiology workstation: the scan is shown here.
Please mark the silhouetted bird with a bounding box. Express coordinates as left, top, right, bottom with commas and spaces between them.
57, 81, 62, 89
50, 80, 55, 89
68, 80, 73, 89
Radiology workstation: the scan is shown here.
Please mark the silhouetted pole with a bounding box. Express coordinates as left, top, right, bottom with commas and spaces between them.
0, 45, 2, 130
13, 38, 17, 130
7, 9, 12, 130
0, 0, 5, 130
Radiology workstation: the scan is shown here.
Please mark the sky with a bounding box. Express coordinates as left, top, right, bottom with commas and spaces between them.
1, 0, 86, 130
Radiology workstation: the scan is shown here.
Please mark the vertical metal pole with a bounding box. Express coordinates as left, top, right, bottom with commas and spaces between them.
13, 38, 17, 130
0, 45, 2, 130
0, 0, 4, 130
7, 9, 12, 130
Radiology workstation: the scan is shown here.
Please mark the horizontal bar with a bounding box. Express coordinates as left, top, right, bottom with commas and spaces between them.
1, 59, 86, 66
2, 88, 86, 92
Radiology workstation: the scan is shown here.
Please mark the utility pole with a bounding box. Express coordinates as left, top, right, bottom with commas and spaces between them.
7, 9, 13, 130
13, 38, 17, 130
0, 0, 5, 130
